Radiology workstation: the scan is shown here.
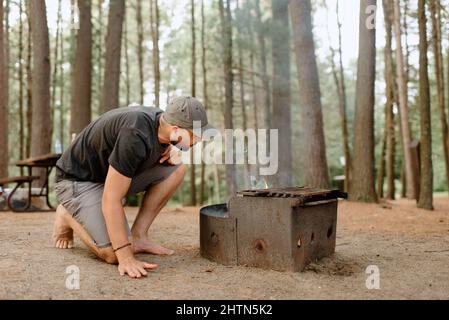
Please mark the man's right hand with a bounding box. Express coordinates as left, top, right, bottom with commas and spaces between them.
118, 255, 158, 278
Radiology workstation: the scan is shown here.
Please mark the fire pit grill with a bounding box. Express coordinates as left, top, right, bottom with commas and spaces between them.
200, 187, 347, 272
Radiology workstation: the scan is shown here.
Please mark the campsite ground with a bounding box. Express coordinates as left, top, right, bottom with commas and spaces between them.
1, 196, 448, 300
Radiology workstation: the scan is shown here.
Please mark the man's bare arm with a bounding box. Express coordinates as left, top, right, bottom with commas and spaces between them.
102, 165, 157, 278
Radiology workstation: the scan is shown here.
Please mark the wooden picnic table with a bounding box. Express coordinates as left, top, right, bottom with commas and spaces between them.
11, 153, 61, 211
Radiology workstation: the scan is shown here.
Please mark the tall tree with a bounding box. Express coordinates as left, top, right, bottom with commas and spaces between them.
190, 0, 197, 206
25, 1, 32, 158
18, 0, 25, 173
255, 0, 271, 131
393, 0, 416, 199
29, 0, 52, 183
219, 0, 237, 196
0, 0, 8, 178
271, 0, 291, 187
51, 0, 61, 137
59, 9, 65, 151
236, 0, 251, 189
417, 0, 433, 210
97, 0, 104, 112
136, 0, 144, 104
329, 0, 350, 192
290, 0, 329, 188
350, 0, 377, 202
382, 0, 397, 200
101, 0, 125, 113
70, 0, 93, 136
150, 0, 160, 107
430, 0, 449, 189
123, 11, 130, 105
200, 0, 209, 205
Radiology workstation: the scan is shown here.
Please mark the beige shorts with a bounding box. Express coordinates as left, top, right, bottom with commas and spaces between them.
54, 163, 181, 248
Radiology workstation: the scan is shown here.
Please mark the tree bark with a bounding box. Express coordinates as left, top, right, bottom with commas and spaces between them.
329, 0, 351, 192
18, 0, 25, 174
255, 0, 271, 131
51, 0, 62, 145
101, 0, 125, 113
70, 0, 92, 136
29, 0, 52, 184
382, 0, 396, 200
393, 0, 416, 199
136, 0, 144, 105
417, 0, 433, 210
219, 0, 237, 197
350, 0, 377, 203
150, 0, 160, 107
290, 0, 329, 188
235, 0, 251, 189
190, 0, 197, 206
200, 0, 208, 205
429, 0, 449, 190
25, 1, 32, 158
123, 12, 130, 106
271, 0, 291, 187
0, 0, 8, 178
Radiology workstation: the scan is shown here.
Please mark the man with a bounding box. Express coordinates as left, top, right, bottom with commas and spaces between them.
52, 96, 215, 279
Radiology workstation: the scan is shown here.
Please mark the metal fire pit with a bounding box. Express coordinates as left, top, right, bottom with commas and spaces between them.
200, 187, 347, 272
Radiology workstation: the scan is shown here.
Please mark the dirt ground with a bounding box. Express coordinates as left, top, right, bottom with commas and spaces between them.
1, 195, 448, 300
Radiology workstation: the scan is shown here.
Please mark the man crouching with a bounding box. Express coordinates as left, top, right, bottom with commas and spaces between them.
52, 96, 215, 279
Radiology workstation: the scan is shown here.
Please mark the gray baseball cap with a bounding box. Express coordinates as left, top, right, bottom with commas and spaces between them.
164, 96, 216, 136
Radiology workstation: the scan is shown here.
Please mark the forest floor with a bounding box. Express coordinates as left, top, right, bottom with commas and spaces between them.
1, 196, 448, 300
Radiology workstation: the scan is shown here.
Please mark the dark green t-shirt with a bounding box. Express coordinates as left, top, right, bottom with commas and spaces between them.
56, 106, 168, 182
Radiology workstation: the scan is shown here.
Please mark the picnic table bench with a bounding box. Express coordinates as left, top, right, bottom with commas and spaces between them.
0, 153, 61, 212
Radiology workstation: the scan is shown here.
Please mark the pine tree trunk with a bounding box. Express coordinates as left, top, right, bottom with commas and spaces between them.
349, 0, 377, 203
271, 0, 291, 188
235, 0, 251, 189
51, 0, 61, 146
123, 12, 130, 106
29, 0, 52, 184
393, 0, 416, 199
70, 0, 92, 136
417, 0, 433, 210
101, 0, 125, 113
429, 0, 449, 190
59, 16, 65, 151
336, 0, 350, 192
150, 0, 160, 107
18, 0, 25, 174
200, 0, 208, 205
383, 0, 396, 200
290, 0, 329, 189
255, 0, 271, 131
0, 0, 8, 178
329, 0, 351, 192
25, 1, 32, 158
219, 0, 237, 197
190, 0, 197, 206
136, 0, 144, 105
97, 0, 103, 114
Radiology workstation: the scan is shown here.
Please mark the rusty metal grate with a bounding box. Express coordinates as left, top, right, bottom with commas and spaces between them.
237, 187, 347, 205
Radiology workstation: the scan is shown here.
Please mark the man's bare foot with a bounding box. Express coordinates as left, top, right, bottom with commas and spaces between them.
132, 236, 174, 255
52, 206, 74, 249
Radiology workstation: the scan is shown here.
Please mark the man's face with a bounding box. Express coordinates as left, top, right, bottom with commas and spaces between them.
169, 127, 201, 151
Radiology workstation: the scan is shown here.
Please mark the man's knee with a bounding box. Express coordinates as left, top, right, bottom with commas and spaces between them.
172, 164, 187, 181
98, 247, 118, 264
